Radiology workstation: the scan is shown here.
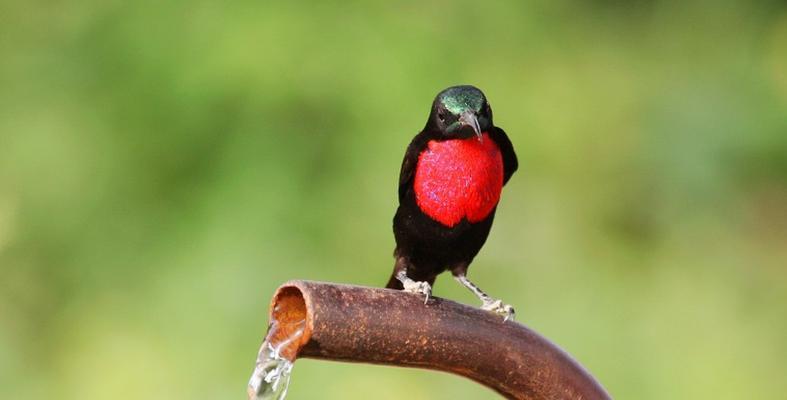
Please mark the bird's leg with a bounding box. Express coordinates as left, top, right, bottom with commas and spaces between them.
452, 268, 515, 322
394, 257, 432, 304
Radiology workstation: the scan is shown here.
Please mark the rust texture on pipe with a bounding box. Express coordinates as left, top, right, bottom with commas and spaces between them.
266, 280, 611, 400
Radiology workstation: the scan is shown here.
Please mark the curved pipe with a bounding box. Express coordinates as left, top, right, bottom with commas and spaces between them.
265, 280, 611, 400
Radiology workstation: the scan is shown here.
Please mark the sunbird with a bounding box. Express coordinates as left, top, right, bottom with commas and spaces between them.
386, 85, 519, 321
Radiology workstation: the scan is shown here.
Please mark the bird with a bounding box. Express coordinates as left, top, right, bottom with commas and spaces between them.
386, 85, 518, 321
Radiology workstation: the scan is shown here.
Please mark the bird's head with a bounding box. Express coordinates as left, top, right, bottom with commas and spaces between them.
427, 85, 493, 141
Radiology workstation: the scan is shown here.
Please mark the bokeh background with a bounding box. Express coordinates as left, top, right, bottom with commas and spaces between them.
2, 1, 786, 399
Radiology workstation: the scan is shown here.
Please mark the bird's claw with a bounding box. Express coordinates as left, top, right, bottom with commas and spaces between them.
402, 280, 432, 304
481, 299, 516, 322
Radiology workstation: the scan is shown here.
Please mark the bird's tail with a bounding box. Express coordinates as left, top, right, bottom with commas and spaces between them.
385, 271, 404, 290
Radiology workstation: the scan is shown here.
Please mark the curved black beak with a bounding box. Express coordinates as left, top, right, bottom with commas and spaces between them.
459, 111, 483, 141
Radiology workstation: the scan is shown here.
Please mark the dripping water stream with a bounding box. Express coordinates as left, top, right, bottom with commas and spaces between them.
247, 305, 306, 400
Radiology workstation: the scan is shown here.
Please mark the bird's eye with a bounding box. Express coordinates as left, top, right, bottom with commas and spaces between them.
438, 111, 446, 122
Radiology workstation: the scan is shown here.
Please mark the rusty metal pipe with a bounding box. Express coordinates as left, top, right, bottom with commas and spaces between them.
264, 280, 611, 400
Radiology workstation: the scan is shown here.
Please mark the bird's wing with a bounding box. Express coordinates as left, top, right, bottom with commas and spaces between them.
490, 127, 519, 185
398, 131, 430, 202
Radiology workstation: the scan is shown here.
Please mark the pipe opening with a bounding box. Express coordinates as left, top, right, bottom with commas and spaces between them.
268, 286, 309, 360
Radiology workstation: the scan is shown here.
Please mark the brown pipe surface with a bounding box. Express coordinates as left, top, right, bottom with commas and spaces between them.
266, 280, 611, 400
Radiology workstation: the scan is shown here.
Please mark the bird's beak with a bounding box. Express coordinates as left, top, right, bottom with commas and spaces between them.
459, 111, 483, 141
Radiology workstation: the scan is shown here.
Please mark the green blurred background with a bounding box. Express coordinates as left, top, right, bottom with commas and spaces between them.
2, 1, 786, 399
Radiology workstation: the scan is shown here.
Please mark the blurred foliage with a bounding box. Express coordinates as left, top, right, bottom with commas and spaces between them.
1, 0, 786, 399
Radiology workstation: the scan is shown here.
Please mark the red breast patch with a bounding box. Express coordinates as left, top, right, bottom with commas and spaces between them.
414, 133, 504, 227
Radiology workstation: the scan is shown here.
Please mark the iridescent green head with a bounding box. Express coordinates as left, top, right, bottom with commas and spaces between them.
427, 85, 493, 140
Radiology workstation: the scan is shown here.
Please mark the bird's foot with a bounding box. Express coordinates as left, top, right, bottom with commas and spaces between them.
481, 298, 516, 322
402, 280, 432, 304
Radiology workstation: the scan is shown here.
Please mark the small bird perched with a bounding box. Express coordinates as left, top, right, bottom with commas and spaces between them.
386, 85, 518, 320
